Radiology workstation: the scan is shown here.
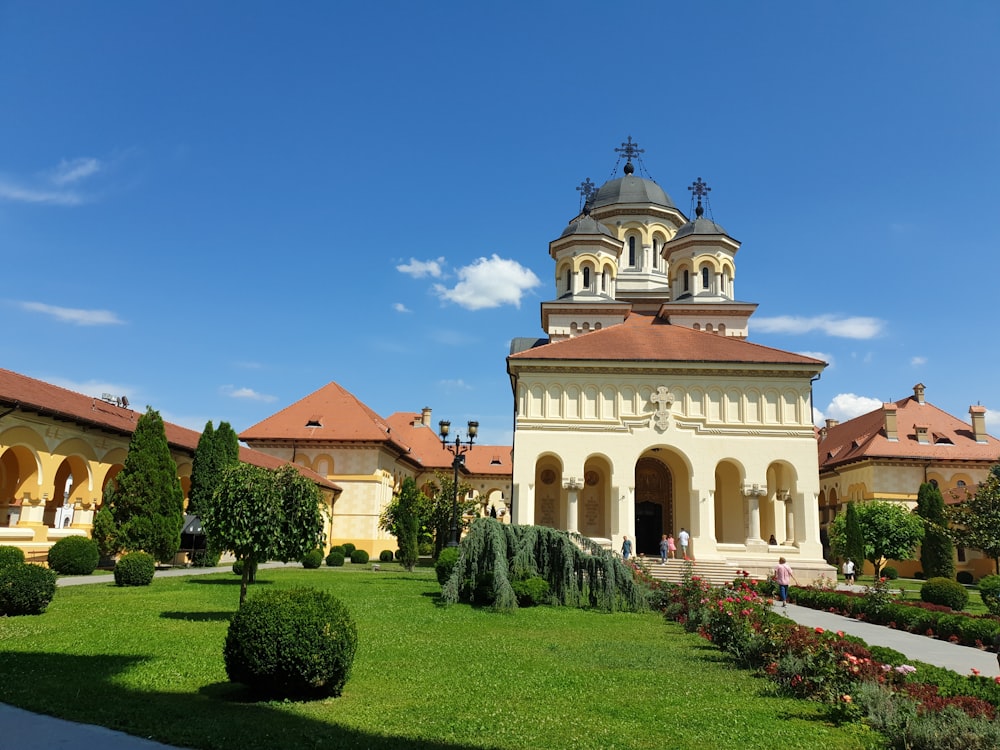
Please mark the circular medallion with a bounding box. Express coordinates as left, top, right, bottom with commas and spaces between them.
541, 469, 556, 485
585, 471, 599, 486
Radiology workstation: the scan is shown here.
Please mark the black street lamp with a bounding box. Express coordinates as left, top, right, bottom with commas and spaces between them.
438, 419, 478, 547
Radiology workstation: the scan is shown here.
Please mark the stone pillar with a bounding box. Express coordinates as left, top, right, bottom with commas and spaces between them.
783, 495, 795, 545
513, 482, 534, 526
742, 483, 767, 552
563, 477, 583, 534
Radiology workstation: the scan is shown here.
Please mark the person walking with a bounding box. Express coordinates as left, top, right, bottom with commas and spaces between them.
621, 535, 633, 560
774, 556, 799, 607
678, 528, 690, 560
666, 533, 676, 559
659, 534, 669, 564
842, 558, 856, 585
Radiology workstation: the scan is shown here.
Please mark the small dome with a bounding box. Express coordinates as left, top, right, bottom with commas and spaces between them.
671, 216, 728, 240
591, 174, 676, 210
560, 214, 616, 239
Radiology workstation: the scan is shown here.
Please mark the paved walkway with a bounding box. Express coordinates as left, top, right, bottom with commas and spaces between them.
6, 574, 999, 749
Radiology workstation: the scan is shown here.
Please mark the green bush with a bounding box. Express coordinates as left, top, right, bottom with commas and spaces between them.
511, 576, 550, 607
379, 549, 394, 563
920, 577, 969, 611
191, 549, 220, 567
435, 547, 459, 586
957, 570, 975, 585
0, 546, 26, 569
394, 548, 402, 560
114, 551, 156, 586
881, 566, 898, 580
978, 574, 1000, 617
0, 563, 57, 615
350, 549, 369, 565
418, 541, 433, 556
341, 543, 356, 556
224, 587, 357, 699
326, 550, 346, 567
301, 549, 324, 569
47, 536, 100, 575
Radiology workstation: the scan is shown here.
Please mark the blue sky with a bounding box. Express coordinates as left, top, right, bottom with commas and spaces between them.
2, 1, 999, 447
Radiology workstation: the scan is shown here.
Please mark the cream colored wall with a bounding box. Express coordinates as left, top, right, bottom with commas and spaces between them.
510, 366, 826, 565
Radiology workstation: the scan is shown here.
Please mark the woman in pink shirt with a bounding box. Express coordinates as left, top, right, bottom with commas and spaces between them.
774, 557, 799, 607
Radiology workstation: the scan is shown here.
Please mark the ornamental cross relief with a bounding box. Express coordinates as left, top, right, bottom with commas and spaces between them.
649, 386, 675, 431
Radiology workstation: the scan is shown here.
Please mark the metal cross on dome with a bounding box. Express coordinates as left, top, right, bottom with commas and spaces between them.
576, 177, 597, 210
688, 177, 711, 217
615, 135, 644, 162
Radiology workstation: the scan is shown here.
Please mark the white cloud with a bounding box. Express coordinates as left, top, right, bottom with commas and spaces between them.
393, 302, 412, 313
823, 393, 883, 423
220, 385, 277, 402
397, 257, 444, 278
986, 409, 1000, 434
439, 378, 473, 391
812, 406, 825, 426
797, 351, 833, 367
433, 255, 541, 310
754, 314, 885, 340
911, 356, 927, 366
0, 156, 103, 205
51, 157, 101, 186
19, 301, 124, 326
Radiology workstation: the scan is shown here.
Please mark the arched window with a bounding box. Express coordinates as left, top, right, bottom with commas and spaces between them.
957, 480, 967, 487
602, 269, 609, 292
930, 479, 939, 489
565, 269, 571, 293
582, 267, 591, 288
628, 236, 636, 267
683, 270, 690, 291
652, 238, 659, 270
702, 266, 710, 289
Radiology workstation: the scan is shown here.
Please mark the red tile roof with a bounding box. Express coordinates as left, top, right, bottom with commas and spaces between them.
819, 394, 1000, 469
384, 412, 512, 476
0, 368, 338, 491
508, 313, 826, 366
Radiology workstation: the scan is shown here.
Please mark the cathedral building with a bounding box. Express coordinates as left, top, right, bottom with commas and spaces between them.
507, 138, 833, 582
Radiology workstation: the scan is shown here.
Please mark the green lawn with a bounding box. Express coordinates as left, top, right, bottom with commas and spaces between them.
0, 567, 867, 750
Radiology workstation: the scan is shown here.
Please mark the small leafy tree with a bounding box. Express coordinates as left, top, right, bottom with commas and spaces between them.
829, 500, 924, 579
949, 469, 1000, 573
427, 471, 478, 555
203, 463, 324, 606
388, 478, 422, 572
91, 501, 118, 557
915, 481, 954, 579
106, 407, 185, 563
844, 501, 865, 572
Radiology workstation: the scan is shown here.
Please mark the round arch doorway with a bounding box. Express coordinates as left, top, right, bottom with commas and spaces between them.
634, 456, 673, 556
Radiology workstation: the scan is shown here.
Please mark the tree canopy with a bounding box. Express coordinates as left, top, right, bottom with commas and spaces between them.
387, 478, 422, 571
379, 471, 478, 555
949, 469, 1000, 574
829, 500, 924, 579
187, 421, 240, 519
105, 407, 185, 563
915, 481, 954, 580
202, 463, 325, 605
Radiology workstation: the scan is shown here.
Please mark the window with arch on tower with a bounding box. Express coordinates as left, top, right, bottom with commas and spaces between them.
683, 269, 690, 292
565, 268, 571, 294
702, 266, 710, 290
628, 236, 636, 267
582, 266, 591, 289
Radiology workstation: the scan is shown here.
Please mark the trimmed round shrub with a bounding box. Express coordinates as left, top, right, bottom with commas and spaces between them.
224, 587, 357, 699
978, 575, 1000, 617
114, 551, 155, 586
418, 541, 433, 556
350, 549, 369, 565
957, 570, 975, 585
47, 536, 100, 575
435, 547, 459, 586
379, 550, 394, 563
191, 549, 220, 568
326, 550, 346, 567
512, 576, 550, 607
0, 546, 26, 569
341, 543, 356, 556
921, 576, 969, 611
914, 570, 926, 580
0, 563, 57, 615
881, 566, 898, 580
394, 548, 402, 560
301, 549, 323, 569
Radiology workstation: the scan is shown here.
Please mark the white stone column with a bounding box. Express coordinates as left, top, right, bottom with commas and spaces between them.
742, 483, 764, 544
563, 477, 583, 534
624, 485, 636, 544
783, 494, 795, 545
513, 482, 534, 525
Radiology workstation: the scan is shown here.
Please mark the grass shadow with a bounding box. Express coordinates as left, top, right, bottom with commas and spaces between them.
187, 577, 274, 587
160, 611, 233, 622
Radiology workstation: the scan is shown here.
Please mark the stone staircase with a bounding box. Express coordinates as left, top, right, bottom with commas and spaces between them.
637, 558, 750, 586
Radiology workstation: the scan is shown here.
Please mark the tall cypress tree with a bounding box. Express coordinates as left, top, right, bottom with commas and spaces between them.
187, 421, 218, 518
109, 407, 185, 563
916, 481, 955, 579
215, 422, 240, 466
844, 501, 865, 575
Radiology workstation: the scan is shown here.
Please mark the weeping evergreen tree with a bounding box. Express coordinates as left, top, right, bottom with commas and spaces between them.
107, 407, 185, 563
916, 481, 954, 579
441, 518, 647, 613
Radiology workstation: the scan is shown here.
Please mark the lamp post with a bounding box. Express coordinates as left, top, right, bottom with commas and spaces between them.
439, 419, 478, 547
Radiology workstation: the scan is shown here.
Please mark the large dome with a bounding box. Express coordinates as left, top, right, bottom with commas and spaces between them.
591, 174, 676, 210
559, 214, 615, 239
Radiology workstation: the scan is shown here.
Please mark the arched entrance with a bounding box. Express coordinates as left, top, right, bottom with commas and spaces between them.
634, 457, 673, 555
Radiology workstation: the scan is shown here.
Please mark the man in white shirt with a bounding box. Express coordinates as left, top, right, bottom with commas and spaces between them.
678, 528, 690, 560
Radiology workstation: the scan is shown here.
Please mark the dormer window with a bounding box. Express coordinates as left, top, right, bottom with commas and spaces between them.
306, 417, 322, 428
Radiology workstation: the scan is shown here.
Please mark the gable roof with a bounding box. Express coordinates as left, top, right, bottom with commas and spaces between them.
384, 412, 512, 476
819, 395, 1000, 469
507, 313, 826, 367
0, 368, 338, 491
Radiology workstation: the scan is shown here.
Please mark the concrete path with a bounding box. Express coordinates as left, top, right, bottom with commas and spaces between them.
7, 572, 999, 749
